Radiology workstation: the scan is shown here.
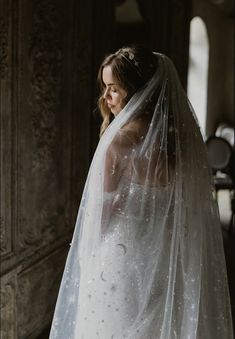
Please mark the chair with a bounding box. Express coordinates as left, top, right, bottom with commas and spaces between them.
206, 130, 234, 234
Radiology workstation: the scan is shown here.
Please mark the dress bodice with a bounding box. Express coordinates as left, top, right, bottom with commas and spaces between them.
103, 175, 171, 222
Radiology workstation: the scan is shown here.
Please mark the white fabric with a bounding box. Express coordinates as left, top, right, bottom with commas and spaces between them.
49, 53, 233, 339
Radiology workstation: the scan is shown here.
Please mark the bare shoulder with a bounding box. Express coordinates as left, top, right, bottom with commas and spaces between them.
120, 113, 151, 142
108, 113, 151, 154
111, 129, 136, 150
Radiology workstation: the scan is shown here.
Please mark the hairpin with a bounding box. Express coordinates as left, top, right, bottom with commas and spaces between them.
117, 48, 142, 77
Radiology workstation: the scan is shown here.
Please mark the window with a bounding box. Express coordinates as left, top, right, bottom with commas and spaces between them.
187, 16, 209, 137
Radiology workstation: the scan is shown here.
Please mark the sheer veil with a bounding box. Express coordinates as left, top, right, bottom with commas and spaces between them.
49, 53, 233, 338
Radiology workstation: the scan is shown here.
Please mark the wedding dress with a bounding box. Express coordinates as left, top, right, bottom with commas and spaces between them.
49, 53, 233, 339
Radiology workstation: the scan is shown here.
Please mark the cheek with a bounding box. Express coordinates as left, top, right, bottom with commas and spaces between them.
117, 98, 125, 108
118, 92, 127, 103
120, 91, 128, 104
110, 91, 127, 108
120, 95, 128, 107
112, 93, 121, 104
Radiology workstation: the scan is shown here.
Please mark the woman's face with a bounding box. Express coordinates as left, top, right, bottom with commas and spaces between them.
102, 66, 128, 116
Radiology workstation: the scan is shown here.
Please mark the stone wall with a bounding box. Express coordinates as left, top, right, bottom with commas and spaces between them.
113, 0, 192, 89
0, 0, 95, 337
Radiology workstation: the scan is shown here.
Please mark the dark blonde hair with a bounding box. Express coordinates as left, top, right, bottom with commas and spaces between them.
97, 45, 158, 137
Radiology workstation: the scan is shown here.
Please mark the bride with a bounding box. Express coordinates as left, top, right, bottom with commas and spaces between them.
49, 45, 233, 338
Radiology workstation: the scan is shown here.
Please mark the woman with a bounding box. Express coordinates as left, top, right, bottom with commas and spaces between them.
49, 45, 233, 338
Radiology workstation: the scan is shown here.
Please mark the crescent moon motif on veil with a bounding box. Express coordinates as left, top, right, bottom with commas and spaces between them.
100, 271, 107, 282
117, 243, 127, 254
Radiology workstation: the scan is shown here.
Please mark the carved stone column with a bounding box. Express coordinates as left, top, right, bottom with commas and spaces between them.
0, 0, 94, 337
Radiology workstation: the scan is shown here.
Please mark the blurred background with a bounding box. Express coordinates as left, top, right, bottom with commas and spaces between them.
0, 0, 234, 337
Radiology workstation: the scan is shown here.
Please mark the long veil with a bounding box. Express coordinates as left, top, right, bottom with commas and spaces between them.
49, 53, 233, 339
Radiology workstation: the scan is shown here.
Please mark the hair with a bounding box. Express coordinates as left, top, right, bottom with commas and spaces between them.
97, 45, 158, 137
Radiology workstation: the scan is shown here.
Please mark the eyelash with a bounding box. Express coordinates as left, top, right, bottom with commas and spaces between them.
103, 86, 118, 95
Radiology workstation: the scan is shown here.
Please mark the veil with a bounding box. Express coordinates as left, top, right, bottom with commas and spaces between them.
49, 53, 233, 338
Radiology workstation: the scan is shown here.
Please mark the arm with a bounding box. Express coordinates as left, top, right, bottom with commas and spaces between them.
104, 129, 136, 193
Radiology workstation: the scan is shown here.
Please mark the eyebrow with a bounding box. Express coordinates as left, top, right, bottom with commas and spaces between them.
106, 83, 117, 86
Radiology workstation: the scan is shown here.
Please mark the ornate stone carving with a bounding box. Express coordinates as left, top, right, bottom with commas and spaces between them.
0, 16, 9, 79
17, 248, 68, 338
1, 0, 93, 337
17, 0, 71, 249
28, 0, 62, 173
0, 275, 16, 338
18, 206, 71, 248
0, 217, 7, 255
0, 1, 12, 259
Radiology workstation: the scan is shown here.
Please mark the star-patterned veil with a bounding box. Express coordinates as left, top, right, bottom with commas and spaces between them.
49, 53, 233, 339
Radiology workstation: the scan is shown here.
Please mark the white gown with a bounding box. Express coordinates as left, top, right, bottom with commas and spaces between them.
76, 180, 171, 339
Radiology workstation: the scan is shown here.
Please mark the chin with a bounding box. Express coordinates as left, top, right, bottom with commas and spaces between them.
111, 107, 122, 116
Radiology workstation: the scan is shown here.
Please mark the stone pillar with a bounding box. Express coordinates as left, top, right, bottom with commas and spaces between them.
0, 0, 94, 337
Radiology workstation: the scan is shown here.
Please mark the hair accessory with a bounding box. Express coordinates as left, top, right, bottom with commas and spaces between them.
118, 48, 142, 76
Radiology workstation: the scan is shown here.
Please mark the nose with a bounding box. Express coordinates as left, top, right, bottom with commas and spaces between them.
103, 87, 110, 100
